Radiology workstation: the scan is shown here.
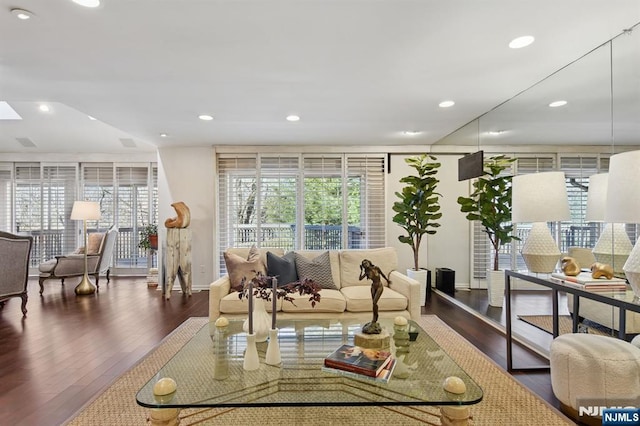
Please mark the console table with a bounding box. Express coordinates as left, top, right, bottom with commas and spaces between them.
505, 269, 640, 372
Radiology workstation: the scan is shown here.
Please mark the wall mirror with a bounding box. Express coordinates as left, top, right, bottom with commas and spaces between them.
434, 23, 639, 323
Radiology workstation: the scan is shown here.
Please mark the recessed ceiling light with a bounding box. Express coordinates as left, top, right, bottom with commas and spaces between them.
402, 130, 422, 136
509, 35, 535, 49
38, 104, 50, 112
439, 100, 455, 108
487, 130, 505, 136
286, 115, 300, 122
72, 0, 101, 7
87, 115, 97, 121
198, 114, 213, 121
549, 100, 568, 108
160, 133, 168, 138
11, 8, 34, 20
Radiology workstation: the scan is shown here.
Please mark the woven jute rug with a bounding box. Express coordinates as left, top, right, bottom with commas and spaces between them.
64, 316, 572, 425
518, 314, 612, 337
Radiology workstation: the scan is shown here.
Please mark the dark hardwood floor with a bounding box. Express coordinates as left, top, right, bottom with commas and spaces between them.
0, 276, 569, 426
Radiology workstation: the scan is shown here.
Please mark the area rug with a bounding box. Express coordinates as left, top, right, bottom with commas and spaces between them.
518, 314, 613, 337
64, 316, 572, 425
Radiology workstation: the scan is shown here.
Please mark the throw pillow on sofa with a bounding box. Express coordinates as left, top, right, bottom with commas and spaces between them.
224, 245, 265, 288
294, 251, 337, 289
266, 251, 298, 286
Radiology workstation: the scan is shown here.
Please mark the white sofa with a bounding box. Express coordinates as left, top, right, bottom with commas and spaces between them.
209, 247, 421, 322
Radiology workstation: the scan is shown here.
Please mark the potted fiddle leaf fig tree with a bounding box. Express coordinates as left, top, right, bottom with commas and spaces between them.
457, 155, 518, 307
392, 154, 442, 303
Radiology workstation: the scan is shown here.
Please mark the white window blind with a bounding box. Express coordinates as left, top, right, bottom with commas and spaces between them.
116, 165, 154, 268
217, 153, 386, 276
303, 156, 344, 250
347, 156, 386, 249
0, 165, 12, 231
560, 156, 599, 251
14, 163, 78, 266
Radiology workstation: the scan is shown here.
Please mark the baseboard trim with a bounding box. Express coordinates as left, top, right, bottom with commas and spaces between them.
432, 288, 551, 360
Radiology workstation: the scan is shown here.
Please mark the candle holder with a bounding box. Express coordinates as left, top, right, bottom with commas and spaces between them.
265, 328, 281, 366
243, 333, 260, 371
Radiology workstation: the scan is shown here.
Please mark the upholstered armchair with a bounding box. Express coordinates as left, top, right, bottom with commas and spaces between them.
38, 225, 118, 294
0, 231, 33, 316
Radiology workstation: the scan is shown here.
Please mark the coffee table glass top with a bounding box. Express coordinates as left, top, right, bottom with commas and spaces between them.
136, 318, 483, 408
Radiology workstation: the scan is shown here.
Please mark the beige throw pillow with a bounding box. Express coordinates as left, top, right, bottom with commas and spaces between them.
224, 245, 265, 288
86, 232, 105, 255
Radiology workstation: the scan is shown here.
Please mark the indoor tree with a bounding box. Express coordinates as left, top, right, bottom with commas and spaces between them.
392, 154, 442, 271
457, 155, 519, 271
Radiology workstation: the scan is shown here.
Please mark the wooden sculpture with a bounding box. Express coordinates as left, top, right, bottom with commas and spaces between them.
164, 201, 191, 228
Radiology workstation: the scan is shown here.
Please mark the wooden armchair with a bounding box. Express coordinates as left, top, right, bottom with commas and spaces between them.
38, 225, 118, 294
0, 231, 33, 316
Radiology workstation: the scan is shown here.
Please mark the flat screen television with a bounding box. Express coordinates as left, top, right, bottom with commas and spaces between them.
458, 150, 484, 181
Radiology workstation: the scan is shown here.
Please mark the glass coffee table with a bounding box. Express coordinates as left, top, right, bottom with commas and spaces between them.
137, 318, 482, 423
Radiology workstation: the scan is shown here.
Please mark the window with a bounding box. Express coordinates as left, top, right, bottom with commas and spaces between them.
217, 153, 385, 275
14, 163, 78, 266
81, 164, 158, 270
3, 161, 157, 272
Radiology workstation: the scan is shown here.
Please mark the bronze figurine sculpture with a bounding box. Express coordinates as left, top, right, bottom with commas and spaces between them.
359, 259, 390, 334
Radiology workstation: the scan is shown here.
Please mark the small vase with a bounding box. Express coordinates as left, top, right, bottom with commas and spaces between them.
265, 328, 281, 366
243, 333, 260, 371
243, 300, 271, 342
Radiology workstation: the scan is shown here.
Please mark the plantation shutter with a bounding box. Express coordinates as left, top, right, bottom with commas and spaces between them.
82, 164, 115, 228
0, 165, 12, 232
116, 166, 152, 268
560, 156, 599, 251
302, 156, 344, 250
346, 156, 386, 249
216, 152, 386, 276
259, 156, 299, 251
217, 156, 258, 275
14, 163, 78, 265
41, 164, 77, 260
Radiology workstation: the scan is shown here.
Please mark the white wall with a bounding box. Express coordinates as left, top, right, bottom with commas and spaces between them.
155, 148, 476, 291
386, 154, 471, 287
157, 147, 215, 291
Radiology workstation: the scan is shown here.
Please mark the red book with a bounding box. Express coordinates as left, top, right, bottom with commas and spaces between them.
324, 344, 393, 377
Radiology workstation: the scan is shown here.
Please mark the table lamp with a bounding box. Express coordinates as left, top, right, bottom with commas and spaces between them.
605, 150, 640, 297
71, 201, 102, 295
586, 173, 632, 275
512, 171, 570, 273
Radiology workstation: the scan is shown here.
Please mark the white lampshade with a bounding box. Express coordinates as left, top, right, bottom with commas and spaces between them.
605, 150, 640, 224
71, 201, 101, 221
512, 171, 570, 223
605, 150, 640, 298
512, 171, 570, 273
586, 172, 631, 274
585, 173, 608, 222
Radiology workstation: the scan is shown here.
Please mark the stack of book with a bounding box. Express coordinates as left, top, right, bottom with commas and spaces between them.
323, 344, 396, 383
550, 272, 628, 291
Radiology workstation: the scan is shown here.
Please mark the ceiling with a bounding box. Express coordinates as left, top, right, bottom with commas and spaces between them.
1, 0, 640, 154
